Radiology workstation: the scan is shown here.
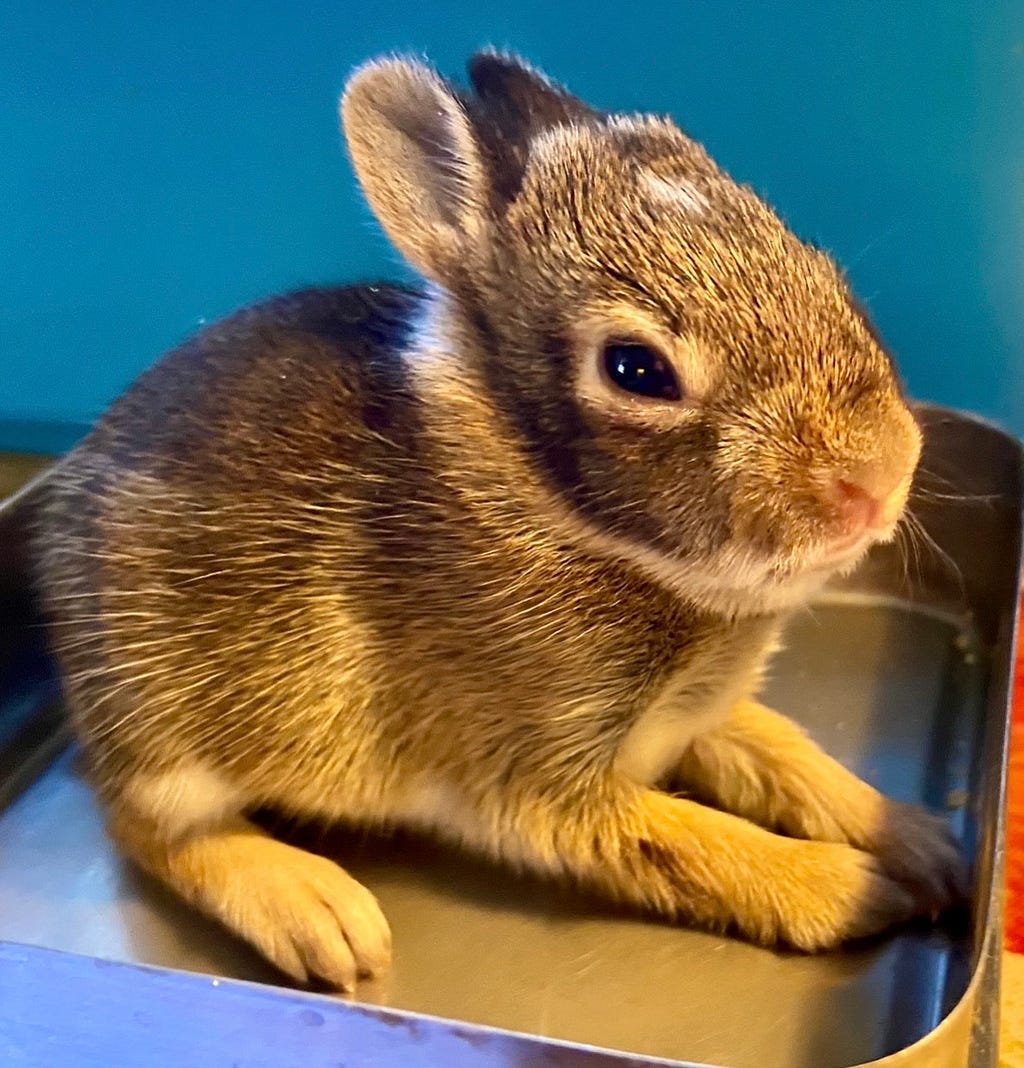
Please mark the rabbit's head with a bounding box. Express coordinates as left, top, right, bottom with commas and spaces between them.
342, 52, 921, 615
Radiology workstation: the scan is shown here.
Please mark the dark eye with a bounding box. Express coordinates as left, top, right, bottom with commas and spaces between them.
602, 342, 682, 401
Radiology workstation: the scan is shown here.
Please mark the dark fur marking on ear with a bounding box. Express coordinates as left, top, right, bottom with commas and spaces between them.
464, 51, 601, 207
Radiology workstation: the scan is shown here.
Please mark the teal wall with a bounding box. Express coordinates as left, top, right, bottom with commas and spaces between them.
3, 2, 1023, 451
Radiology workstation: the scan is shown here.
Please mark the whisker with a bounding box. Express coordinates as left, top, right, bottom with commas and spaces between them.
894, 518, 911, 589
912, 461, 998, 506
903, 515, 922, 590
910, 484, 999, 506
902, 509, 966, 600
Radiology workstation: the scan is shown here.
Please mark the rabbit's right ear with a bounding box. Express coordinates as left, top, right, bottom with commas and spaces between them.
341, 57, 486, 285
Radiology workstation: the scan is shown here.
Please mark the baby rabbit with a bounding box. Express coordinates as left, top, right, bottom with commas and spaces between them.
34, 51, 963, 990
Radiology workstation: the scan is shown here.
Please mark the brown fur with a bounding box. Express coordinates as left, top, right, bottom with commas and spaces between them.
33, 51, 961, 989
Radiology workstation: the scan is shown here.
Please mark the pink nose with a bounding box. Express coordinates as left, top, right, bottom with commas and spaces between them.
833, 478, 882, 535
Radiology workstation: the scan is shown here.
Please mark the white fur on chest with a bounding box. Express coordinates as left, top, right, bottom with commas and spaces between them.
614, 673, 731, 786
615, 617, 783, 787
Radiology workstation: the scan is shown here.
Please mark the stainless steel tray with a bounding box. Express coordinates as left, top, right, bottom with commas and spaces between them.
0, 405, 1019, 1068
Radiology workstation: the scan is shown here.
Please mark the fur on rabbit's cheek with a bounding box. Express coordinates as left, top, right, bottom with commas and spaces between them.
529, 483, 831, 614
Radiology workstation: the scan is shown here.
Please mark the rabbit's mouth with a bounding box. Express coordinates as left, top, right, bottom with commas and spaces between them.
810, 513, 901, 574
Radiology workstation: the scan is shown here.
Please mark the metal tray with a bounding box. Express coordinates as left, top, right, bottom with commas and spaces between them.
0, 405, 1019, 1068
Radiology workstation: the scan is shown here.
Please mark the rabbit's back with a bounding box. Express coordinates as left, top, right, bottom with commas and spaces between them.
34, 285, 438, 793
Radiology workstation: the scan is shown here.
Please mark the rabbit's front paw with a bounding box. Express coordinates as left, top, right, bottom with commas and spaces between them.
864, 799, 966, 913
758, 837, 918, 951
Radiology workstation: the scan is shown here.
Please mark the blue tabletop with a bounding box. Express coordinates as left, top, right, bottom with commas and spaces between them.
2, 0, 1022, 451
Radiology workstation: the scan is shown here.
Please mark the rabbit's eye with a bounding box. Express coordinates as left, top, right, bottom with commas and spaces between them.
602, 342, 682, 401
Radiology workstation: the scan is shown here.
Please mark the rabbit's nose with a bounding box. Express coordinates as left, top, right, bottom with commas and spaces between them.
831, 478, 882, 537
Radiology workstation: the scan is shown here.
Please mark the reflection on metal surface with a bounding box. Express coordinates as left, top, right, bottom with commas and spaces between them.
0, 405, 1018, 1067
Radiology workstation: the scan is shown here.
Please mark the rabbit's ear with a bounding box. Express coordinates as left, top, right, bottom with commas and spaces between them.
468, 51, 595, 138
466, 50, 599, 204
342, 57, 487, 285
